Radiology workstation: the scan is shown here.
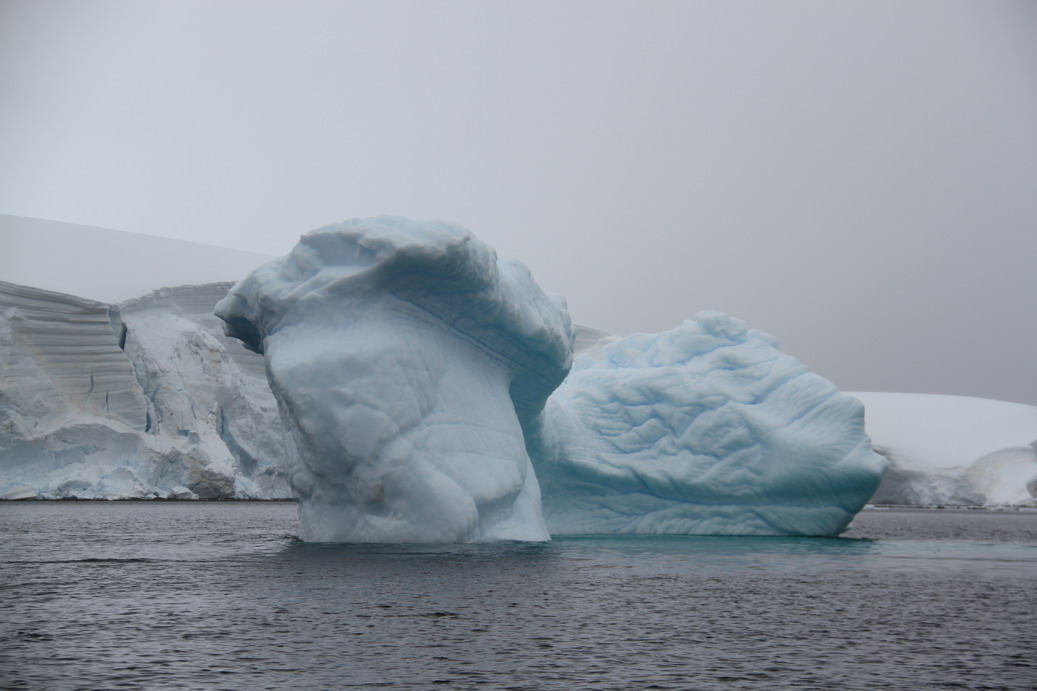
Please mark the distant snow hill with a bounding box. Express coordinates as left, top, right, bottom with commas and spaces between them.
0, 214, 274, 303
851, 392, 1037, 507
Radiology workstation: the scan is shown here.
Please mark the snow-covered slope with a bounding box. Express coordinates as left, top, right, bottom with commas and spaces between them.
852, 392, 1037, 506
0, 281, 289, 500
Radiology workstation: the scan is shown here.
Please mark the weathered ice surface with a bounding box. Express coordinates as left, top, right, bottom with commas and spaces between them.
0, 281, 148, 431
216, 217, 573, 542
0, 281, 289, 500
528, 313, 888, 536
119, 285, 287, 498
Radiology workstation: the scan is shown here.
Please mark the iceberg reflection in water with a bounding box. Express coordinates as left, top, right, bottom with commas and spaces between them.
1, 502, 1034, 690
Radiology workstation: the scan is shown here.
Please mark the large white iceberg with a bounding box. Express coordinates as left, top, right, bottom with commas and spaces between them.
215, 217, 573, 543
529, 314, 888, 536
215, 217, 887, 542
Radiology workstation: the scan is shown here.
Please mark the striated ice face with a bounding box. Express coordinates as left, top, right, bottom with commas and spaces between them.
0, 281, 288, 501
215, 217, 573, 543
528, 312, 888, 536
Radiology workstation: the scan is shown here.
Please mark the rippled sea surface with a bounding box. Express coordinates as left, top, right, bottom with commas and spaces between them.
1, 503, 1034, 690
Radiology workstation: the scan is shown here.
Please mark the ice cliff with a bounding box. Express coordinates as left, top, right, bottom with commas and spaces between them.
0, 281, 289, 500
215, 217, 573, 542
529, 315, 887, 536
27, 216, 1035, 540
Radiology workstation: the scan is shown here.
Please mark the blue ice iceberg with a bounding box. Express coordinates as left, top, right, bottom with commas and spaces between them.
215, 217, 572, 542
216, 217, 885, 542
529, 314, 887, 536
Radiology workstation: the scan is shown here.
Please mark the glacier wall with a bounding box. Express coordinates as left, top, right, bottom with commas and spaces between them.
1, 281, 149, 432
0, 281, 289, 500
215, 217, 573, 542
528, 313, 888, 536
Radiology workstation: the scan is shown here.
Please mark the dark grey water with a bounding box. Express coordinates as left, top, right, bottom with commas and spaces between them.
1, 503, 1034, 690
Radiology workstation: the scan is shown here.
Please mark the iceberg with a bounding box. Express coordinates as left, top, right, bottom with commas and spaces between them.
215, 217, 573, 543
528, 314, 887, 536
216, 217, 886, 541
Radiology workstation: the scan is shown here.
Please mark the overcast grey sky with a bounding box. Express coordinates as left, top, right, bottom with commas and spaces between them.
2, 0, 1036, 404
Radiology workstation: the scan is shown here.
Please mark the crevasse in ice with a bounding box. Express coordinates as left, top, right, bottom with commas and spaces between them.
215, 217, 573, 542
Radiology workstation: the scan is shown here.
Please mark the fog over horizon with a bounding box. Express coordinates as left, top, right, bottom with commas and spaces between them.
2, 1, 1035, 405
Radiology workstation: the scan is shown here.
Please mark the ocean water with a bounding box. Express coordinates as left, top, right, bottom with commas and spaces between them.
1, 503, 1034, 690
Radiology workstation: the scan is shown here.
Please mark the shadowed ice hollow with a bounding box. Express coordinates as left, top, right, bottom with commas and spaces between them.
215, 217, 573, 542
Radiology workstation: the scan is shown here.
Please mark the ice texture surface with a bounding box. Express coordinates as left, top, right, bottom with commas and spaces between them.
528, 313, 888, 536
0, 281, 289, 500
216, 217, 573, 542
855, 392, 1037, 506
